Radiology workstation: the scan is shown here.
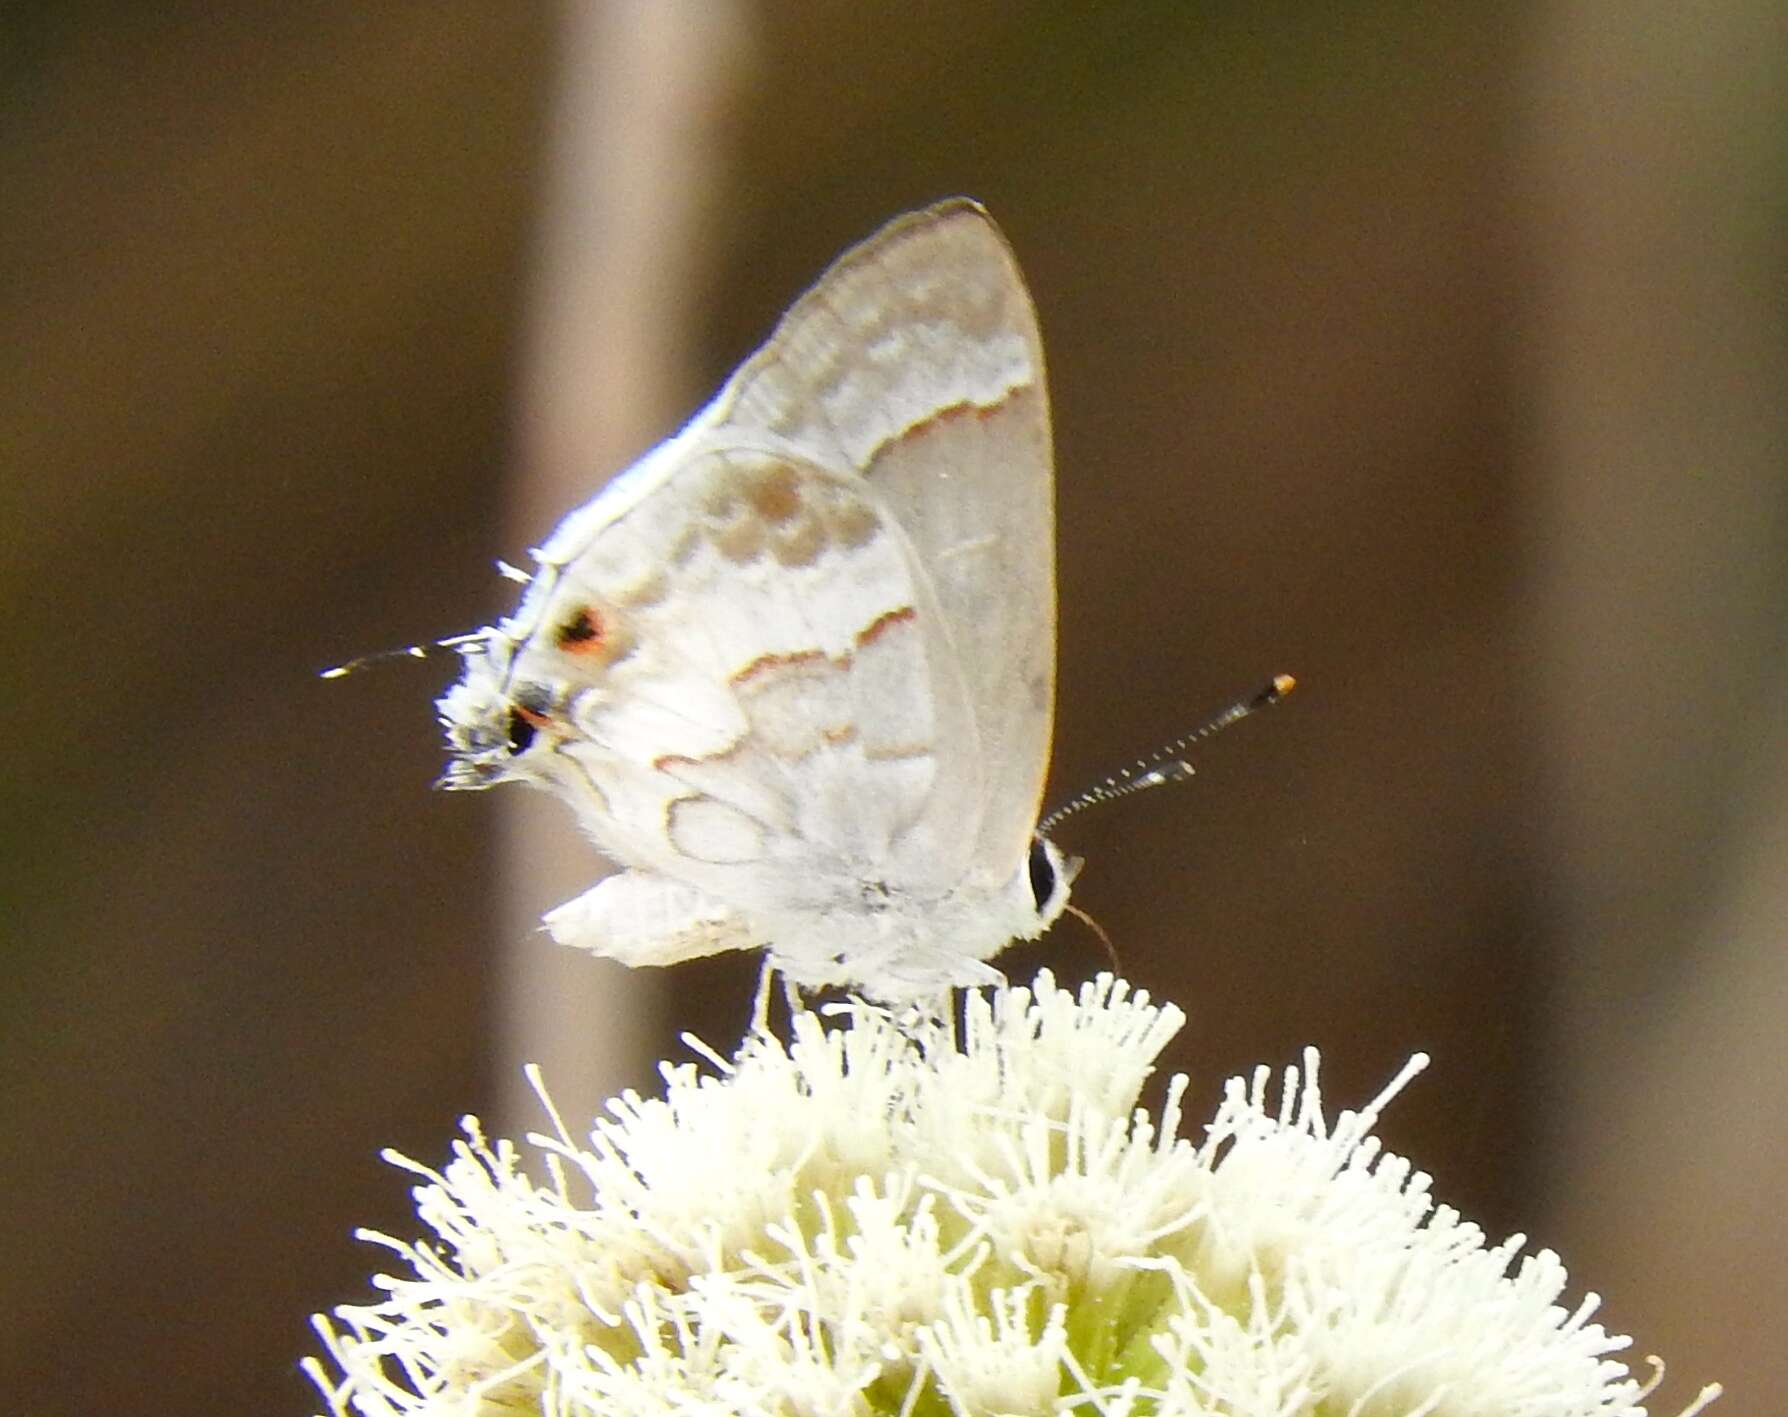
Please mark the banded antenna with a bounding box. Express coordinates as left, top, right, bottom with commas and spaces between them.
319, 561, 533, 679
1038, 674, 1295, 835
320, 637, 468, 679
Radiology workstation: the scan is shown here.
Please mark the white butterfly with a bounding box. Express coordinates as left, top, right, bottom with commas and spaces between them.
438, 200, 1073, 1001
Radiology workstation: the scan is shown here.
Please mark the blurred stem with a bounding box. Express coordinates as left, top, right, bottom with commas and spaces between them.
497, 0, 749, 1135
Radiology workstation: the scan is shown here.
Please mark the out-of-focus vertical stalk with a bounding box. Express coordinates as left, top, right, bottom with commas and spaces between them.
498, 0, 750, 1135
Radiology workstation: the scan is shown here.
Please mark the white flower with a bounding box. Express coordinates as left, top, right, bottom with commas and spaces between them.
305, 972, 1719, 1417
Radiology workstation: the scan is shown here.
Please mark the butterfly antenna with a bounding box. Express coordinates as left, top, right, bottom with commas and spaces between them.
321, 560, 533, 679
319, 631, 490, 680
319, 643, 431, 679
321, 553, 532, 675
1038, 673, 1295, 834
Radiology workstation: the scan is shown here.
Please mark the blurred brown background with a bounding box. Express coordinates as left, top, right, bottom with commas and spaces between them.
3, 4, 1782, 1413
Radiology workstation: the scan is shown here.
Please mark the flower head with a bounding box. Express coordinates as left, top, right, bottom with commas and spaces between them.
305, 973, 1718, 1416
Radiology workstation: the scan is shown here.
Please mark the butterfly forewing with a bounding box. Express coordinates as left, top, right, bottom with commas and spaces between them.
714, 199, 1056, 890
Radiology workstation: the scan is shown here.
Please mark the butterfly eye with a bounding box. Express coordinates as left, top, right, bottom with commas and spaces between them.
1027, 838, 1059, 913
505, 691, 556, 756
505, 708, 538, 755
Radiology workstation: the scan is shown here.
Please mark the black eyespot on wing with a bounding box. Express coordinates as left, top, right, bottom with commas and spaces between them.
506, 707, 538, 755
1028, 838, 1058, 914
557, 605, 604, 648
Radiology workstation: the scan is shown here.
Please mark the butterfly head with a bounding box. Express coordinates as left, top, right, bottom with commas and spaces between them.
436, 552, 643, 790
435, 631, 556, 791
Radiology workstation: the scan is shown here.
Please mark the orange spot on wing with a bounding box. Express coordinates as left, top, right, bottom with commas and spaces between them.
556, 605, 607, 653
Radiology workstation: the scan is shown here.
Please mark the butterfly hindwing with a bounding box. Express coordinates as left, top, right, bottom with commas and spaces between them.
461, 442, 975, 911
713, 199, 1055, 889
